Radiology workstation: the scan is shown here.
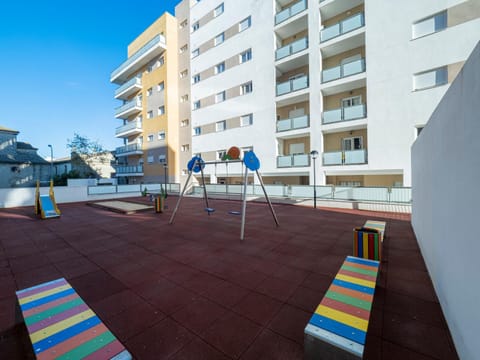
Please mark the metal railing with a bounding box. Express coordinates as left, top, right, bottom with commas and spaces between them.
276, 75, 309, 96
115, 165, 144, 174
275, 0, 307, 25
276, 37, 308, 60
115, 99, 142, 117
87, 183, 180, 196
322, 58, 365, 83
115, 120, 143, 135
115, 143, 143, 155
277, 114, 309, 132
323, 149, 367, 165
320, 13, 365, 42
277, 154, 310, 167
114, 77, 142, 98
322, 104, 367, 124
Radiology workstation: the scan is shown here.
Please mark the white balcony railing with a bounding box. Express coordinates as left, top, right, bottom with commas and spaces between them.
116, 165, 144, 174
115, 120, 143, 136
320, 13, 365, 43
275, 0, 307, 25
276, 37, 308, 61
277, 115, 309, 132
322, 104, 366, 124
322, 58, 365, 83
114, 77, 142, 99
323, 149, 367, 165
114, 99, 142, 118
276, 75, 309, 96
277, 154, 310, 167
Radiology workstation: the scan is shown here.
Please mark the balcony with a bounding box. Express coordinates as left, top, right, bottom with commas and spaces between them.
111, 34, 166, 84
322, 104, 366, 124
275, 0, 307, 25
322, 58, 365, 83
276, 37, 308, 61
319, 0, 364, 21
115, 165, 144, 176
323, 149, 367, 165
276, 75, 309, 96
320, 13, 365, 43
115, 143, 143, 157
277, 114, 309, 132
114, 77, 142, 100
277, 154, 310, 168
115, 120, 143, 138
115, 99, 142, 119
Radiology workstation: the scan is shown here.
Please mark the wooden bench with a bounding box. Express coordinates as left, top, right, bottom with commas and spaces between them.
304, 256, 380, 359
15, 278, 132, 360
353, 220, 386, 261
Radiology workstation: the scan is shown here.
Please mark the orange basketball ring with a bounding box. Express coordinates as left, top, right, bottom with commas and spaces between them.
226, 146, 241, 160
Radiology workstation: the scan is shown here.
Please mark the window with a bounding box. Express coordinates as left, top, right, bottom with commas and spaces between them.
239, 16, 251, 32
147, 110, 153, 119
181, 94, 189, 103
158, 154, 166, 163
412, 11, 447, 39
180, 44, 188, 53
215, 62, 225, 74
217, 150, 227, 160
147, 64, 154, 73
158, 106, 165, 115
240, 113, 253, 127
240, 49, 252, 63
158, 131, 166, 140
214, 32, 225, 46
192, 22, 199, 32
157, 57, 165, 67
216, 120, 226, 132
413, 66, 448, 91
137, 115, 143, 122
181, 119, 189, 127
192, 48, 200, 58
193, 126, 201, 136
180, 69, 188, 78
181, 144, 190, 152
193, 74, 201, 84
147, 88, 153, 96
240, 81, 253, 95
147, 155, 154, 163
215, 91, 226, 103
214, 3, 224, 17
147, 134, 154, 142
157, 82, 164, 91
193, 100, 201, 110
342, 136, 363, 150
180, 19, 188, 29
416, 126, 424, 137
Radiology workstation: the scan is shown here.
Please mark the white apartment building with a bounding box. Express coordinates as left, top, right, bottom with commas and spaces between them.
173, 0, 480, 187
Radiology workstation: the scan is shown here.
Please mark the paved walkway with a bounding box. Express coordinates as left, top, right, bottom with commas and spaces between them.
0, 197, 456, 359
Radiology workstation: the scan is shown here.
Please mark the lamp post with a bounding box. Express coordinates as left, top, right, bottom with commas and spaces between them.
48, 144, 53, 181
310, 150, 318, 209
163, 163, 168, 198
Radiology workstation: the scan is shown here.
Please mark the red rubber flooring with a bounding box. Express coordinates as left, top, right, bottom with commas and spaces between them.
0, 197, 457, 359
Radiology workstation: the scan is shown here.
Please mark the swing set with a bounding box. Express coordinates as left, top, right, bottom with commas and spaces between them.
169, 147, 279, 240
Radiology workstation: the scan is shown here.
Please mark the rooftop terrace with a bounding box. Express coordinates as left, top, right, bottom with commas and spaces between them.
0, 197, 457, 359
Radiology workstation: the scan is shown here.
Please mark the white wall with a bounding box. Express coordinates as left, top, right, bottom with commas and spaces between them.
411, 41, 480, 360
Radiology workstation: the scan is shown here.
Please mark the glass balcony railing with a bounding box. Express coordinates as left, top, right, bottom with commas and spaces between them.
320, 13, 365, 42
116, 165, 144, 174
277, 154, 310, 168
276, 75, 309, 96
276, 37, 308, 61
322, 58, 365, 83
115, 120, 143, 135
277, 115, 309, 132
114, 99, 142, 117
275, 0, 307, 25
115, 143, 143, 155
114, 77, 142, 98
322, 104, 366, 124
323, 149, 367, 165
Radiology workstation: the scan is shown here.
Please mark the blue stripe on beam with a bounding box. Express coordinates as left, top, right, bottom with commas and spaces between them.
309, 313, 366, 345
332, 279, 375, 295
20, 288, 76, 311
346, 256, 379, 267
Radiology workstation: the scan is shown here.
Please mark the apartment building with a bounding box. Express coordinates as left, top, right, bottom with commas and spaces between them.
171, 0, 480, 187
111, 13, 179, 185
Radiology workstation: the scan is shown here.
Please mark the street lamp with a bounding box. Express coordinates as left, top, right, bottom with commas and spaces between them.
48, 144, 53, 181
310, 150, 319, 209
163, 163, 168, 198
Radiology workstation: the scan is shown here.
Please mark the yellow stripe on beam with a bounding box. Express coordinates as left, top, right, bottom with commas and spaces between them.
19, 284, 72, 305
30, 309, 95, 343
336, 273, 376, 289
315, 305, 368, 332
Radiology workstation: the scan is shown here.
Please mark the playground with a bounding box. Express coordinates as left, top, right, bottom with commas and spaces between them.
0, 196, 456, 359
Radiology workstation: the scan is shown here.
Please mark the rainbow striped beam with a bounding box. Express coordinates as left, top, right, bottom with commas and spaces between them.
304, 256, 379, 359
353, 220, 386, 261
15, 278, 131, 360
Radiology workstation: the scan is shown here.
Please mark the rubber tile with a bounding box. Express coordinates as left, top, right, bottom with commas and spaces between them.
267, 304, 312, 345
169, 338, 230, 360
233, 291, 283, 326
239, 328, 303, 360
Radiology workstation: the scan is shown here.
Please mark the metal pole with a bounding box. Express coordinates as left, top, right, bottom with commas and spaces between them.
240, 165, 249, 240
164, 163, 168, 198
48, 144, 53, 180
256, 169, 280, 227
313, 158, 317, 209
169, 171, 193, 224
199, 159, 210, 212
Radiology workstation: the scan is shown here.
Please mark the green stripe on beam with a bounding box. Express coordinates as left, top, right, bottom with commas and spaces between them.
341, 264, 378, 277
56, 331, 116, 360
25, 298, 84, 326
325, 290, 372, 311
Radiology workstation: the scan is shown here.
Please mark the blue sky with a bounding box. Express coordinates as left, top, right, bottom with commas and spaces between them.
0, 0, 181, 159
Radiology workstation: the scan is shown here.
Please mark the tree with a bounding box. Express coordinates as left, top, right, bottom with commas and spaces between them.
66, 133, 109, 179
67, 133, 105, 155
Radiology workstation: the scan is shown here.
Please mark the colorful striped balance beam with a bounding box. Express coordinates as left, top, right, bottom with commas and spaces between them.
353, 220, 386, 261
304, 256, 380, 360
15, 278, 132, 360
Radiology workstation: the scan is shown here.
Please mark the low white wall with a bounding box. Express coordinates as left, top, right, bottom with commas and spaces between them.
411, 42, 480, 360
